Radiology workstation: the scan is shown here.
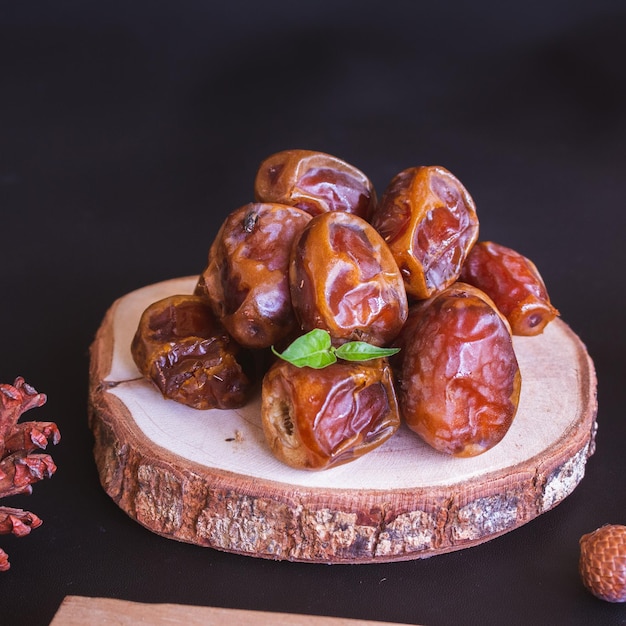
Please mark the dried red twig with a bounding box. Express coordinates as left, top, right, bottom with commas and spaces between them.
0, 377, 60, 570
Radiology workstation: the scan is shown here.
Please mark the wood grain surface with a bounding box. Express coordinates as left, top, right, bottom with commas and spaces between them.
88, 277, 598, 563
50, 596, 408, 626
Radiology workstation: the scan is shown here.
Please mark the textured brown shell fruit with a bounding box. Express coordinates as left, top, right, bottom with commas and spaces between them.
579, 524, 626, 602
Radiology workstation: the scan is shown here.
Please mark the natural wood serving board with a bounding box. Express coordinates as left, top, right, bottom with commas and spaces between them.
51, 595, 407, 626
88, 277, 598, 564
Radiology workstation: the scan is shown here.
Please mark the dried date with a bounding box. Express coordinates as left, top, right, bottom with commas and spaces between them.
369, 165, 479, 300
290, 211, 408, 347
262, 358, 400, 470
398, 283, 521, 457
197, 203, 312, 349
131, 294, 253, 410
254, 149, 377, 218
460, 241, 559, 336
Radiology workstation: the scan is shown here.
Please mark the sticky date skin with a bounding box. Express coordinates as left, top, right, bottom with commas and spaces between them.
262, 358, 400, 470
197, 203, 312, 349
254, 149, 377, 218
131, 294, 253, 410
398, 283, 521, 457
459, 241, 559, 336
290, 211, 408, 346
370, 165, 479, 300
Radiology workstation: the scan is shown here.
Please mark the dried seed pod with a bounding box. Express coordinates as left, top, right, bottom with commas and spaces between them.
579, 524, 626, 603
262, 358, 400, 470
254, 149, 377, 218
290, 211, 408, 347
131, 294, 253, 410
370, 165, 479, 300
197, 203, 312, 349
459, 240, 559, 336
399, 283, 521, 457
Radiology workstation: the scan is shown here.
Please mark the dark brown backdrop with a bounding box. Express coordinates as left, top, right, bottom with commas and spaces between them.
1, 1, 625, 624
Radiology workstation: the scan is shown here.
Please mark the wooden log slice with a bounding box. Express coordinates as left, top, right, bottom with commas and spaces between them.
88, 277, 598, 564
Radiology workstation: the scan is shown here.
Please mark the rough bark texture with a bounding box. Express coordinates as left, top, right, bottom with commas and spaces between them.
88, 278, 598, 564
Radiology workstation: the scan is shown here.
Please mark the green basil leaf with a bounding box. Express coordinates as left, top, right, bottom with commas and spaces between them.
271, 328, 336, 368
272, 329, 400, 368
298, 350, 338, 369
334, 341, 400, 361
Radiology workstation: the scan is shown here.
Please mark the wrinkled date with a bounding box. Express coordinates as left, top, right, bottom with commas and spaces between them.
254, 149, 377, 218
131, 294, 253, 410
460, 241, 559, 336
290, 211, 408, 346
370, 165, 479, 300
197, 203, 312, 349
398, 283, 521, 457
388, 302, 423, 376
262, 358, 400, 470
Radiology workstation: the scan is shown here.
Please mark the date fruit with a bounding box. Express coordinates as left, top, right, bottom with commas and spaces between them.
262, 358, 400, 470
290, 211, 408, 346
459, 240, 559, 336
254, 149, 377, 218
369, 165, 479, 300
579, 524, 626, 603
398, 283, 521, 457
131, 294, 253, 410
197, 203, 312, 349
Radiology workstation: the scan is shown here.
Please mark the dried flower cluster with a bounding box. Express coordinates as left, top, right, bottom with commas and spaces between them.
0, 377, 60, 571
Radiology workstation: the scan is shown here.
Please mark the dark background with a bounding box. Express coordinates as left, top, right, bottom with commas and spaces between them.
2, 1, 625, 624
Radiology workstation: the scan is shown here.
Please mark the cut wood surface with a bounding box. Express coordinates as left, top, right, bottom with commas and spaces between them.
88, 277, 598, 563
50, 596, 406, 626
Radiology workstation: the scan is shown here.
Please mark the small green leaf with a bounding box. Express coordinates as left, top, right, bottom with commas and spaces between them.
300, 350, 338, 369
272, 329, 400, 369
334, 341, 400, 362
271, 328, 336, 369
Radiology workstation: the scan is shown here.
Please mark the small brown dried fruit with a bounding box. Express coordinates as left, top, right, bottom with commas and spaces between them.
579, 524, 626, 602
397, 283, 521, 457
290, 211, 408, 347
369, 165, 479, 300
197, 202, 312, 349
254, 149, 377, 218
459, 240, 559, 336
262, 358, 400, 470
131, 294, 254, 410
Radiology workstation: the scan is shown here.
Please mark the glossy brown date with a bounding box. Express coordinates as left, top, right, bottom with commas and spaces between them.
131, 294, 253, 410
459, 241, 559, 336
262, 358, 400, 470
369, 165, 479, 300
388, 302, 423, 377
196, 203, 312, 349
254, 149, 377, 218
290, 211, 408, 347
398, 283, 521, 457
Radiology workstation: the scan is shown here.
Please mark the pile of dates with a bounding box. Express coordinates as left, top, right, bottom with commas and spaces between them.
131, 150, 559, 470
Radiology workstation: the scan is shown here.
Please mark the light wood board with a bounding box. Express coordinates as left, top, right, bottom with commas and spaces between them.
88, 277, 598, 563
50, 596, 409, 626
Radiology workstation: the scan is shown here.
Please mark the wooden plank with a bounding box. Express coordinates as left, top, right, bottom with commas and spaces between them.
50, 596, 409, 626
